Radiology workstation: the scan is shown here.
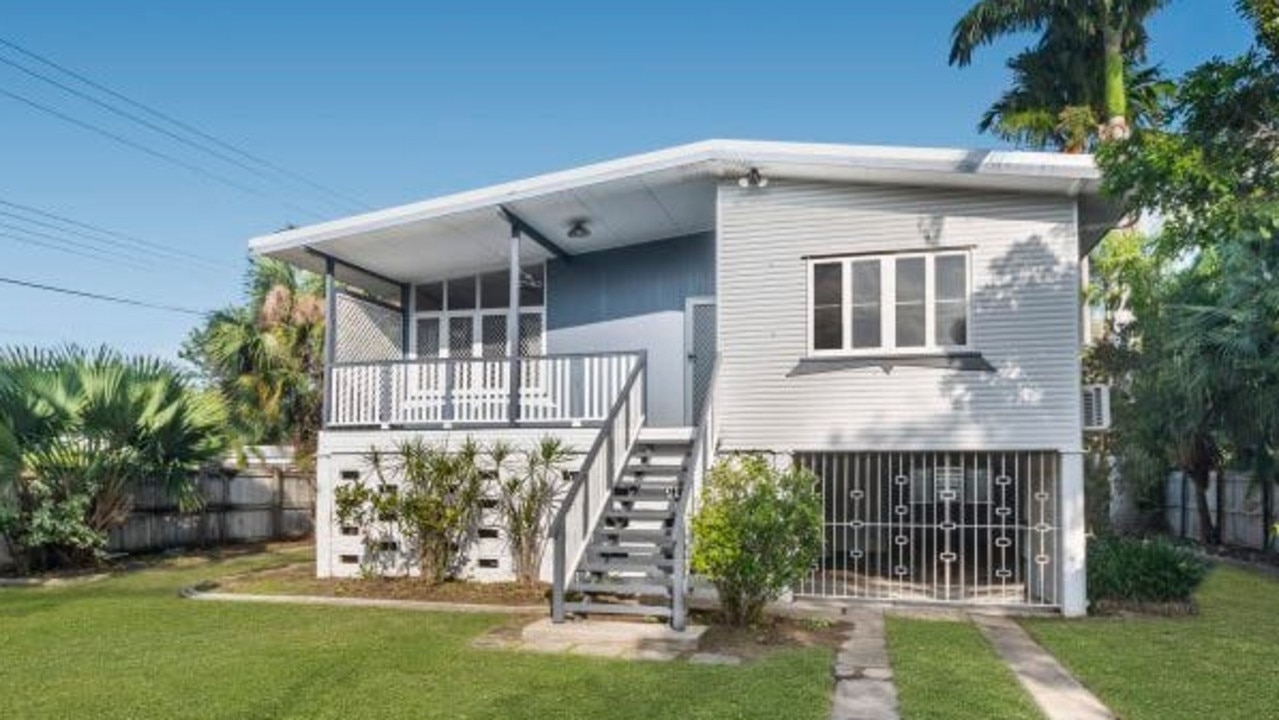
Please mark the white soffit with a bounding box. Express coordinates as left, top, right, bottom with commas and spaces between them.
250, 139, 1106, 281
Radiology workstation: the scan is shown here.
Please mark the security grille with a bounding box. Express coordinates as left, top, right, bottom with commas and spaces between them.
794, 451, 1060, 607
335, 292, 403, 363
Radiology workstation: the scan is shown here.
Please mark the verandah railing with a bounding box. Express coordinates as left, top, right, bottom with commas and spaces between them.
549, 355, 647, 622
326, 352, 640, 428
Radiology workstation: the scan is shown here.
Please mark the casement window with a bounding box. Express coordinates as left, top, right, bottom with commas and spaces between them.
808, 251, 970, 356
411, 265, 546, 359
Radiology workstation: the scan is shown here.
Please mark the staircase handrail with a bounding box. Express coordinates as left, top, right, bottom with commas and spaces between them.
670, 353, 720, 631
549, 353, 647, 622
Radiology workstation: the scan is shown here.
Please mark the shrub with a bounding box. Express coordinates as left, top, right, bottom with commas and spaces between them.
377, 438, 485, 583
1087, 535, 1209, 609
690, 454, 822, 626
0, 347, 225, 572
496, 437, 572, 585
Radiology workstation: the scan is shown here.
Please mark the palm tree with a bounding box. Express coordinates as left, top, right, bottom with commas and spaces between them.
0, 347, 225, 570
950, 0, 1170, 144
183, 258, 325, 463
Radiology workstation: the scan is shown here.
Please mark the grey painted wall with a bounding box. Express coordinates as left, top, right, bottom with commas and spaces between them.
546, 232, 715, 426
716, 180, 1082, 452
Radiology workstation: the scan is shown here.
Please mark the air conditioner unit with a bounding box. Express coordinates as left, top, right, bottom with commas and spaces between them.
1082, 384, 1112, 431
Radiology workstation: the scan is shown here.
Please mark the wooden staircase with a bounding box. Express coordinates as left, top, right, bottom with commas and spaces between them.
564, 427, 694, 620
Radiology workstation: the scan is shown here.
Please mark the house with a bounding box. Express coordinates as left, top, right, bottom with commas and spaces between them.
248, 139, 1116, 627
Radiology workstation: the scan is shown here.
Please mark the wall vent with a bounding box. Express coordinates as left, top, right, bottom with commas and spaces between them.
1082, 384, 1112, 431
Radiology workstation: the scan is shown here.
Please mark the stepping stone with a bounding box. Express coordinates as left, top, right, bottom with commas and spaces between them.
689, 652, 742, 665
831, 678, 899, 720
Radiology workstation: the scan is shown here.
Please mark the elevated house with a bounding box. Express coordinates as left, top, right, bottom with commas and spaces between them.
249, 139, 1116, 626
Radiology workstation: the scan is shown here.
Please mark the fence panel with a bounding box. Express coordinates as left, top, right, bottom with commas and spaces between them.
1165, 471, 1278, 549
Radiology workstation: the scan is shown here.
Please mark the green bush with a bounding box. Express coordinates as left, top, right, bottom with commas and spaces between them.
690, 454, 822, 626
1087, 535, 1209, 608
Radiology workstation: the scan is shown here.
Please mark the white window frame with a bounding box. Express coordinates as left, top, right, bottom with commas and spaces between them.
409, 265, 546, 359
806, 250, 972, 357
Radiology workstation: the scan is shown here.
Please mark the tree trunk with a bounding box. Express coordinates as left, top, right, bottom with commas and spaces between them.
1191, 471, 1217, 545
1100, 22, 1130, 141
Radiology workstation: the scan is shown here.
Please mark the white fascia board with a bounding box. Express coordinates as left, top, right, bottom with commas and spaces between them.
248, 139, 1101, 257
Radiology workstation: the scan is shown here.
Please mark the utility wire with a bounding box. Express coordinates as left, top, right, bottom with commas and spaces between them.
0, 36, 371, 213
0, 208, 176, 269
0, 275, 206, 316
0, 53, 352, 216
0, 86, 325, 222
0, 220, 156, 269
0, 230, 153, 271
0, 203, 229, 271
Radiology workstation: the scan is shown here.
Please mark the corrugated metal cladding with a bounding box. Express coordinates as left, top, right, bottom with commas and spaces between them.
716, 180, 1082, 453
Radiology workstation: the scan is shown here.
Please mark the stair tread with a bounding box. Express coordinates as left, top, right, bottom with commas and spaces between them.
636, 427, 695, 443
595, 527, 673, 538
584, 556, 675, 569
604, 509, 675, 520
569, 581, 672, 596
565, 600, 673, 618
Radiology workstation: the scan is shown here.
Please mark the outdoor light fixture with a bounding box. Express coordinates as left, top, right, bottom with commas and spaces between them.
737, 167, 769, 188
567, 219, 591, 238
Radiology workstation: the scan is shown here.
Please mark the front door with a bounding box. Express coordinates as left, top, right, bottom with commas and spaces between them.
684, 297, 717, 425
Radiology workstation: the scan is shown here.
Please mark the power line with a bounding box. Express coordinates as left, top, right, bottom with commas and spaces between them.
0, 209, 170, 269
0, 229, 143, 269
0, 222, 154, 271
0, 200, 233, 271
0, 86, 326, 222
0, 275, 206, 316
0, 53, 353, 216
0, 36, 371, 213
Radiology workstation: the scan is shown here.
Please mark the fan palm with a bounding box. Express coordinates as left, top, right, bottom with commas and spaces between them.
0, 347, 225, 569
951, 0, 1171, 145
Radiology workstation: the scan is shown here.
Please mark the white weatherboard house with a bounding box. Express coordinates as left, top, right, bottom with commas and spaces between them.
249, 139, 1116, 627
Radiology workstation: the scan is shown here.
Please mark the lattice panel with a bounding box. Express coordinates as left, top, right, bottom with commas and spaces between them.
689, 302, 716, 421
519, 313, 543, 355
335, 292, 402, 363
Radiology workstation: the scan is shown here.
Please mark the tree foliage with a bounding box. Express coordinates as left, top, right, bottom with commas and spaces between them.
183, 257, 324, 465
690, 454, 821, 626
0, 347, 226, 571
951, 0, 1171, 149
1092, 1, 1279, 543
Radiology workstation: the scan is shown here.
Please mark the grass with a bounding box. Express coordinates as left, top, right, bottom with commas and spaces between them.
0, 547, 832, 720
1025, 565, 1279, 720
886, 616, 1039, 720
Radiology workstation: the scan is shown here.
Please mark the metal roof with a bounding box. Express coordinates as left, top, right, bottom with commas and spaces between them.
249, 139, 1115, 286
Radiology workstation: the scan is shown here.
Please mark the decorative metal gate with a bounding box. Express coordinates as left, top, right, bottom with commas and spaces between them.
794, 451, 1060, 608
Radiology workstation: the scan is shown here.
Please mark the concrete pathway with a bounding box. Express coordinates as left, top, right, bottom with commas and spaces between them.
831, 610, 899, 720
972, 614, 1114, 720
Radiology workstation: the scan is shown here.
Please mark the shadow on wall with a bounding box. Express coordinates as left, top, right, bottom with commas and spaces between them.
815, 234, 1074, 450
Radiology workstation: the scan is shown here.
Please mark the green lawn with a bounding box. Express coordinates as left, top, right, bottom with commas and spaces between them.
887, 616, 1039, 720
1025, 565, 1279, 720
0, 548, 831, 720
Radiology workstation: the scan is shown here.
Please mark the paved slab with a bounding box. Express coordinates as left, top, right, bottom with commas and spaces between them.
831, 610, 899, 720
516, 618, 710, 661
972, 614, 1114, 720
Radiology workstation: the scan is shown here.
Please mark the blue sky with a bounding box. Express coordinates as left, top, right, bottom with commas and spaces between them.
0, 1, 1253, 360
